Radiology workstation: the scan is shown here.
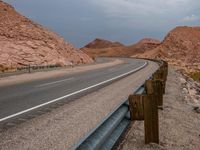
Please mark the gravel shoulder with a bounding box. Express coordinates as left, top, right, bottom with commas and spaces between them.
118, 66, 200, 150
0, 61, 158, 150
0, 58, 123, 87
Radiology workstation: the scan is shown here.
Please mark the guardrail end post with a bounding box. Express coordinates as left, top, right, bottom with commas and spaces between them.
144, 94, 159, 144
128, 94, 159, 144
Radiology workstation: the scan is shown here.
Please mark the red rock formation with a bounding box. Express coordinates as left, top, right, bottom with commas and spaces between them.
159, 26, 200, 65
0, 1, 93, 71
82, 38, 160, 58
126, 38, 160, 53
136, 26, 200, 72
83, 38, 124, 49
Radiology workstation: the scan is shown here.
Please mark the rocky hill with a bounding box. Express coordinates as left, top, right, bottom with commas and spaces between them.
126, 38, 160, 53
135, 26, 200, 72
83, 38, 124, 49
82, 38, 160, 58
0, 1, 92, 71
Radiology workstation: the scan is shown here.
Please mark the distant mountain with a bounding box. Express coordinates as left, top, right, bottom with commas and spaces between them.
126, 38, 160, 53
135, 26, 200, 72
0, 1, 92, 71
82, 38, 160, 58
82, 38, 124, 49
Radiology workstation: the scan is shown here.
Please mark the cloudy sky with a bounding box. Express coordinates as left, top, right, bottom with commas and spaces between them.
4, 0, 200, 47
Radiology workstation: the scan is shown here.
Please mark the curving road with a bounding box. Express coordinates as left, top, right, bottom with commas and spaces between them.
0, 58, 147, 123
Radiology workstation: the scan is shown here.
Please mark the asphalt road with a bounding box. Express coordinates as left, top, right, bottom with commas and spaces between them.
0, 58, 147, 123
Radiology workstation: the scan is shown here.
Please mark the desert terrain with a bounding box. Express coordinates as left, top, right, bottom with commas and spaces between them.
0, 0, 200, 150
83, 26, 200, 74
82, 38, 160, 58
135, 26, 200, 73
0, 1, 92, 72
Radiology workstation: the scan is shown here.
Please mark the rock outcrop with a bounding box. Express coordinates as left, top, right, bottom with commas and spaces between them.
82, 38, 160, 58
0, 1, 93, 71
135, 26, 200, 72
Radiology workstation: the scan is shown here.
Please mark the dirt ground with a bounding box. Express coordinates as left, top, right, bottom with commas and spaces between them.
118, 66, 200, 150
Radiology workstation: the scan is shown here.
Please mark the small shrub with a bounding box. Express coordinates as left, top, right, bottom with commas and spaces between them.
189, 72, 200, 82
17, 68, 22, 71
54, 63, 62, 67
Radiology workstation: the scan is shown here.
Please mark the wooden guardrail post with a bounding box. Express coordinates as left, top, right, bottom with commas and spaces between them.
129, 95, 144, 120
145, 80, 164, 107
144, 94, 159, 144
162, 61, 168, 76
153, 70, 164, 81
128, 94, 159, 144
152, 65, 168, 94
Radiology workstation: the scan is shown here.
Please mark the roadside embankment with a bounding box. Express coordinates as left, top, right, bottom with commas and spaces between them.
118, 66, 200, 150
0, 58, 124, 87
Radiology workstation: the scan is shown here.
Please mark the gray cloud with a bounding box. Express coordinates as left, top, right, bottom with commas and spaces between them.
89, 0, 192, 16
181, 15, 200, 22
4, 0, 200, 47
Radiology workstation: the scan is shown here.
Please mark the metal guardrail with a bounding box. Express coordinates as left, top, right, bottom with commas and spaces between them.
72, 59, 165, 150
72, 85, 146, 150
72, 81, 153, 149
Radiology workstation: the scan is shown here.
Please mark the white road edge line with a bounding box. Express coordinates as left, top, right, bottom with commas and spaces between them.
0, 62, 147, 122
36, 77, 74, 87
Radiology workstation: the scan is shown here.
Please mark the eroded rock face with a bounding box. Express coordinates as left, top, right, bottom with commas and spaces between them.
0, 1, 93, 70
159, 26, 200, 71
135, 26, 200, 72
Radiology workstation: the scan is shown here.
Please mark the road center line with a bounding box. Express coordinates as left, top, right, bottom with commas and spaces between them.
36, 77, 74, 87
0, 62, 147, 122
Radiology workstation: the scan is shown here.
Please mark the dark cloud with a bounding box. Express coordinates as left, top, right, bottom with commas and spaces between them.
4, 0, 200, 47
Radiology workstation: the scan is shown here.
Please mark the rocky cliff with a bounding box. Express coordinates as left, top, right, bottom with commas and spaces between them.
0, 1, 93, 71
